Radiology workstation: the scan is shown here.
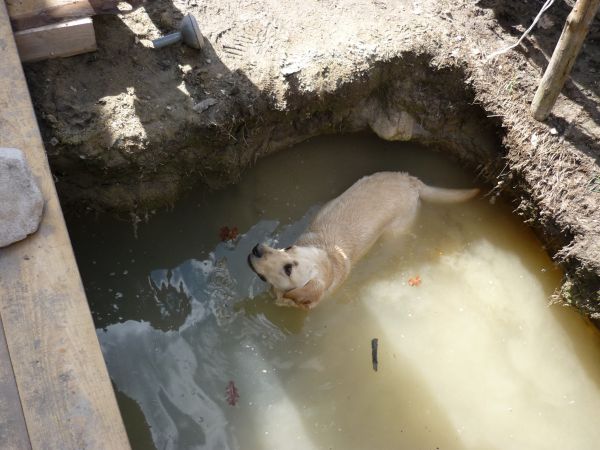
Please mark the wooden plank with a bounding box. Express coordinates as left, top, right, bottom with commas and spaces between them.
7, 0, 94, 30
0, 2, 131, 449
7, 0, 144, 30
0, 316, 31, 450
530, 0, 600, 121
14, 17, 97, 63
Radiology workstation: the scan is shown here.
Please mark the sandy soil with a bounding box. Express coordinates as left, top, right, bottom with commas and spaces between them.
24, 0, 600, 316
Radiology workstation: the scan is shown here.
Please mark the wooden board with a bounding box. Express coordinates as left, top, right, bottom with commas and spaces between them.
14, 17, 97, 63
0, 1, 131, 449
7, 0, 94, 30
7, 0, 144, 30
0, 316, 31, 450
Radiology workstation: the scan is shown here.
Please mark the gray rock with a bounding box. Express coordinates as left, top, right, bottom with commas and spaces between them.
361, 98, 430, 141
193, 98, 217, 113
0, 148, 44, 247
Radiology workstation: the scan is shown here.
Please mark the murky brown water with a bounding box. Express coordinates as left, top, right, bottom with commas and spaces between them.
68, 134, 600, 450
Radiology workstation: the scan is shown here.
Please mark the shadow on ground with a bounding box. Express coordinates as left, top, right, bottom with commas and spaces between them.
479, 0, 600, 161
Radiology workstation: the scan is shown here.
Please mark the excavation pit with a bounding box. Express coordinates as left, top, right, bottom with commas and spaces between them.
20, 0, 600, 447
67, 135, 600, 449
25, 1, 600, 317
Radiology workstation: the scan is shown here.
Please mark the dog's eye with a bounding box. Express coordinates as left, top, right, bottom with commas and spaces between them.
284, 246, 293, 251
284, 263, 293, 276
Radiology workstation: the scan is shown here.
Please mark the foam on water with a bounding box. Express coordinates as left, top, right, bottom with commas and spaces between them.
69, 134, 600, 450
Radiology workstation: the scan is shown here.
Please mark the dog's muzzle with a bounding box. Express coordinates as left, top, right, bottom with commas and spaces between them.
247, 245, 267, 282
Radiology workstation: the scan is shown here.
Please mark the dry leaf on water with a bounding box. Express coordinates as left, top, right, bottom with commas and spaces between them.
226, 380, 240, 406
408, 275, 422, 287
219, 226, 239, 241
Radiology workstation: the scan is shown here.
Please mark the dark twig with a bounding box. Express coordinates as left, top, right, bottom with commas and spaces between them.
371, 338, 379, 372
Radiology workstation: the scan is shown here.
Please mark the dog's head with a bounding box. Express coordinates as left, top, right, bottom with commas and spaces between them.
247, 243, 326, 309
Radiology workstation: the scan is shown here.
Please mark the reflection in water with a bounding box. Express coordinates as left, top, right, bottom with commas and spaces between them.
69, 134, 600, 450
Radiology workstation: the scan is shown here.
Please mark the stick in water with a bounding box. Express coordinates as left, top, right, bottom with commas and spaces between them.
371, 338, 379, 372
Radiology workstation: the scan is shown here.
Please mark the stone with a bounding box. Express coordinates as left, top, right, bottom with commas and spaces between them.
363, 99, 429, 141
193, 98, 217, 113
0, 148, 44, 247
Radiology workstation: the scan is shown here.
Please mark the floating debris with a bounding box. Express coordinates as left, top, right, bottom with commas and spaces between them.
408, 275, 422, 287
371, 338, 379, 372
226, 380, 240, 406
219, 225, 239, 241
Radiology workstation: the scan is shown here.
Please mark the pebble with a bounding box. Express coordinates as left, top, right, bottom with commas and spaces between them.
193, 98, 217, 112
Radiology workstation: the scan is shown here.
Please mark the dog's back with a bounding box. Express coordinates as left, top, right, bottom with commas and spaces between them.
297, 173, 419, 261
298, 172, 478, 263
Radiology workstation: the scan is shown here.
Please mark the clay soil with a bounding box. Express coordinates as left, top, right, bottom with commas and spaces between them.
25, 0, 600, 317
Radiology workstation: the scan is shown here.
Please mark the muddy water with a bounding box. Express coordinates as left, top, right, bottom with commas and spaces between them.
68, 134, 600, 450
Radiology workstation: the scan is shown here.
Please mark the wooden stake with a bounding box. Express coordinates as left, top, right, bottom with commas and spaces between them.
530, 0, 600, 121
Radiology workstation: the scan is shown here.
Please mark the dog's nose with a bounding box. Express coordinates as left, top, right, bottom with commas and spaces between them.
252, 244, 263, 258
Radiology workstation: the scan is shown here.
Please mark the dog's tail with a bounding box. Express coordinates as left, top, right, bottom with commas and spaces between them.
418, 181, 480, 204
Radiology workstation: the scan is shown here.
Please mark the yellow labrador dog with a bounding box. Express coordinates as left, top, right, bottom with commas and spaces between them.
247, 172, 478, 310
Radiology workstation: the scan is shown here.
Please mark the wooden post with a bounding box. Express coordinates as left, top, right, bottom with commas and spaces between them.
530, 0, 600, 121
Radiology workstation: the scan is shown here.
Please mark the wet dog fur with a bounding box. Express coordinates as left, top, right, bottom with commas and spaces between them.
248, 172, 478, 310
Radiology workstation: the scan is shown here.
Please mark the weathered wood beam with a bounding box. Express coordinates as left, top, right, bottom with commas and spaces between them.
14, 17, 96, 63
530, 0, 600, 121
8, 0, 94, 30
0, 315, 31, 450
7, 0, 145, 30
0, 1, 131, 448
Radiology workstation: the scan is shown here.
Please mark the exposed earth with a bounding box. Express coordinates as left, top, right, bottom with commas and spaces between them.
24, 0, 600, 317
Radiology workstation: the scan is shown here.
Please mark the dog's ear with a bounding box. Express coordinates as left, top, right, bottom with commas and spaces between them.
283, 279, 324, 310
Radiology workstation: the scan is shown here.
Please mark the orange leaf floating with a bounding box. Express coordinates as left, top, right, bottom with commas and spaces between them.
226, 380, 240, 406
408, 275, 422, 287
219, 226, 231, 241
219, 226, 239, 241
